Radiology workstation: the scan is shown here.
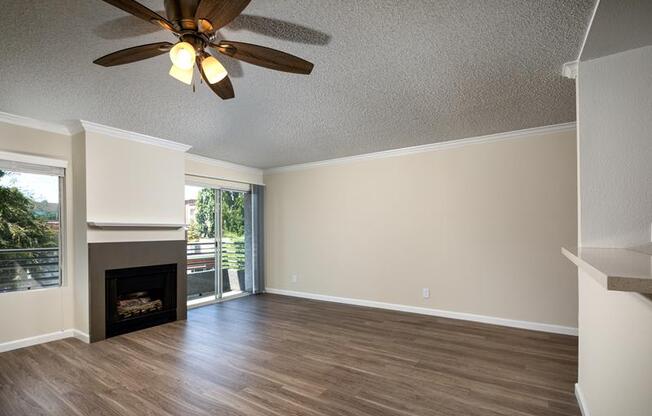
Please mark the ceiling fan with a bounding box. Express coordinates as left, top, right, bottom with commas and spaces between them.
93, 0, 315, 99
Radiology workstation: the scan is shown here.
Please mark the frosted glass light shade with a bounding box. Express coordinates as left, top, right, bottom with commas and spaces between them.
201, 56, 228, 84
169, 42, 195, 70
169, 64, 193, 85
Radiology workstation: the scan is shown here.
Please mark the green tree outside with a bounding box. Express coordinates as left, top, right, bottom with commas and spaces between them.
0, 170, 57, 249
187, 188, 246, 271
221, 191, 244, 237
191, 188, 216, 239
187, 188, 245, 240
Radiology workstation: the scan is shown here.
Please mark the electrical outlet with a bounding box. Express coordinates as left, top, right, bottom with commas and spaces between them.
291, 274, 298, 283
422, 288, 430, 299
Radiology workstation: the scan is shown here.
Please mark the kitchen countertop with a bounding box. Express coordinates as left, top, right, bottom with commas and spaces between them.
562, 244, 652, 294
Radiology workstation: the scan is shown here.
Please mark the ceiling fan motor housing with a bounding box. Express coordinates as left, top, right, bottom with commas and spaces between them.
179, 32, 209, 54
164, 0, 201, 30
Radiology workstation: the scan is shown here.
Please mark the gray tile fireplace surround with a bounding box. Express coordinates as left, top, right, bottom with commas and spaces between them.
89, 240, 187, 342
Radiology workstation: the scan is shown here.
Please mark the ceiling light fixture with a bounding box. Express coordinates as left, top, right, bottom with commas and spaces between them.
169, 64, 193, 85
201, 56, 228, 84
169, 41, 196, 70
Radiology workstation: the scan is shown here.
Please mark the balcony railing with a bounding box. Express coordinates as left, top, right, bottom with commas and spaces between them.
221, 240, 245, 271
186, 240, 246, 299
0, 248, 60, 293
186, 240, 245, 274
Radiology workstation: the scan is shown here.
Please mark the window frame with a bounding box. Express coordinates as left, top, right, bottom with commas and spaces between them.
57, 174, 66, 289
0, 151, 68, 294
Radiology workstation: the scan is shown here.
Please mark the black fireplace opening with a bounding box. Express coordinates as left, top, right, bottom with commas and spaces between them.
105, 263, 177, 338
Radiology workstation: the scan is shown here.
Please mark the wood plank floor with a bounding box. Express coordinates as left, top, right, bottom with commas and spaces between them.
0, 294, 580, 416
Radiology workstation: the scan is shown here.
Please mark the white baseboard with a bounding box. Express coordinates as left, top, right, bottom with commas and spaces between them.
0, 328, 90, 353
575, 383, 591, 416
265, 288, 578, 336
72, 329, 90, 344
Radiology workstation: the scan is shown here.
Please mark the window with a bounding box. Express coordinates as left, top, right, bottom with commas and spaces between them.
0, 157, 65, 293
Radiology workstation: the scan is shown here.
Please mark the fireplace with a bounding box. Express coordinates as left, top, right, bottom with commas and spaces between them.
89, 240, 186, 342
105, 263, 177, 338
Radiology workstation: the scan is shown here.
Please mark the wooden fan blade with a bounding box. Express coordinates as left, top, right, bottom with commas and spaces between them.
213, 41, 313, 75
101, 0, 177, 32
165, 0, 200, 30
205, 75, 235, 100
197, 55, 235, 99
194, 0, 251, 31
93, 42, 173, 67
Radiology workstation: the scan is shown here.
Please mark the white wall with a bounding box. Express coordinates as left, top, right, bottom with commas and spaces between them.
265, 128, 578, 329
576, 45, 652, 416
577, 271, 652, 415
579, 46, 652, 247
0, 121, 78, 344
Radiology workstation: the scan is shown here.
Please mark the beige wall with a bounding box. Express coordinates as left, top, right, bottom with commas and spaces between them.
0, 121, 77, 343
265, 129, 578, 328
71, 132, 88, 334
185, 154, 264, 186
85, 131, 186, 243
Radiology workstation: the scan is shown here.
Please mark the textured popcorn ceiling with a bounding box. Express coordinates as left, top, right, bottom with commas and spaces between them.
0, 0, 594, 169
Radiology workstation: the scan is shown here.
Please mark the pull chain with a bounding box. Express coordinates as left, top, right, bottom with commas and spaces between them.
192, 71, 203, 93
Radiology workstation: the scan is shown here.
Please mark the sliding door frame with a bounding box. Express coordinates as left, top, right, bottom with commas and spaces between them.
186, 182, 251, 308
218, 187, 249, 299
214, 188, 223, 300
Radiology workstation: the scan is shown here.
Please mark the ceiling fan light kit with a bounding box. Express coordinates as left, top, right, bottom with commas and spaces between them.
93, 0, 315, 100
169, 63, 193, 85
200, 55, 228, 84
169, 41, 196, 69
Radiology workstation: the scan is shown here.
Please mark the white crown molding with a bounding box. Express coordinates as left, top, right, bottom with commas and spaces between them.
577, 0, 601, 61
0, 111, 192, 153
265, 122, 577, 174
575, 383, 591, 416
265, 288, 579, 336
0, 150, 68, 168
185, 153, 263, 175
0, 110, 71, 136
80, 120, 192, 152
562, 61, 579, 79
65, 121, 85, 136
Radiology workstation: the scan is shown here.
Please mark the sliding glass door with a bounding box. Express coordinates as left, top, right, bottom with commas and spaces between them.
185, 186, 217, 301
185, 185, 251, 304
219, 190, 247, 298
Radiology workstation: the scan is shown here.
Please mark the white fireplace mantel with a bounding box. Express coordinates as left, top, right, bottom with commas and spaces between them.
87, 221, 185, 230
